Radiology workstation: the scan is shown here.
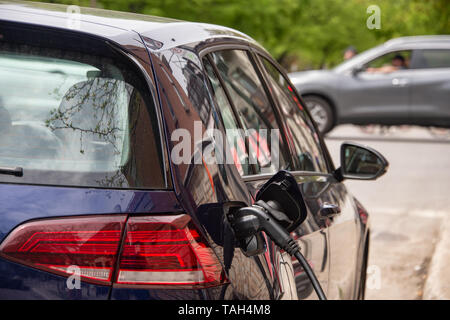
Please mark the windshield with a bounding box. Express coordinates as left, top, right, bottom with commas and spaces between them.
333, 44, 385, 73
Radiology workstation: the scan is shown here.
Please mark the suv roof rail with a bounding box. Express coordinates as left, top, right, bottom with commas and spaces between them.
385, 35, 450, 47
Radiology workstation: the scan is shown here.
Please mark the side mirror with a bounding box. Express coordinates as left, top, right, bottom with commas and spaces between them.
336, 142, 389, 180
351, 65, 364, 76
255, 170, 307, 232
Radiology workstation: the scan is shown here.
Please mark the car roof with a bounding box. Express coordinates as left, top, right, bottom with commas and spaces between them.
332, 35, 450, 73
0, 1, 257, 52
385, 35, 450, 48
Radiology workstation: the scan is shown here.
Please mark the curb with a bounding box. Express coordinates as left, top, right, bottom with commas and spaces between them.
423, 216, 450, 299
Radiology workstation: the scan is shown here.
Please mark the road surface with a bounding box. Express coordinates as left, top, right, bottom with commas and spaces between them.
325, 125, 450, 300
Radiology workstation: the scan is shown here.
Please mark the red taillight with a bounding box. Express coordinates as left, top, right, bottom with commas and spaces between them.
0, 215, 126, 284
0, 214, 225, 288
116, 214, 225, 288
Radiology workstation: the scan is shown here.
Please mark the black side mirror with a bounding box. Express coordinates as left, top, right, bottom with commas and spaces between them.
255, 170, 307, 232
336, 142, 389, 180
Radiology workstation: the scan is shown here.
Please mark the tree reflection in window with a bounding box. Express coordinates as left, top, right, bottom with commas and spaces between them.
45, 78, 130, 159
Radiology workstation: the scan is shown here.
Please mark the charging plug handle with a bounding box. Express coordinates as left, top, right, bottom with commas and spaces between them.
231, 201, 327, 300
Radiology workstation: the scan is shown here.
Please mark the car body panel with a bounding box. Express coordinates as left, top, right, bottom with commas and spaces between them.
337, 70, 411, 123
0, 258, 110, 299
324, 181, 361, 299
0, 184, 181, 242
409, 68, 450, 125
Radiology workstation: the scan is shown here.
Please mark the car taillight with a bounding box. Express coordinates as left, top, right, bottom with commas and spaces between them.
115, 214, 225, 288
0, 215, 126, 284
0, 214, 226, 288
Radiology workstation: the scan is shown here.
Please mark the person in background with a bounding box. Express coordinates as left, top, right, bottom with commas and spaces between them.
343, 46, 357, 60
367, 54, 408, 73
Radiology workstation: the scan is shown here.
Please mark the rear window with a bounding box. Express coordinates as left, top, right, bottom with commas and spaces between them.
0, 26, 165, 189
411, 49, 450, 69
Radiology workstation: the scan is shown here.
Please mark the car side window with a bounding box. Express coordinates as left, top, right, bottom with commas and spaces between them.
411, 49, 450, 69
260, 56, 328, 173
364, 50, 412, 73
203, 58, 250, 176
208, 49, 289, 175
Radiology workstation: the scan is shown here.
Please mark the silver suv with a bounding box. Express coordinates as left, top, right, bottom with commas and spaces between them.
289, 36, 450, 133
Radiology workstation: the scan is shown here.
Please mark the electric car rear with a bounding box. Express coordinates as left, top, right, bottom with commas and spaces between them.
0, 2, 387, 300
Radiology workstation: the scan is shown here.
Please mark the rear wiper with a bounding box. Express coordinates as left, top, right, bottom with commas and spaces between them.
0, 166, 23, 177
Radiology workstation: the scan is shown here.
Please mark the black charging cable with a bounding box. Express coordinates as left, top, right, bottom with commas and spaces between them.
293, 250, 326, 300
231, 200, 327, 300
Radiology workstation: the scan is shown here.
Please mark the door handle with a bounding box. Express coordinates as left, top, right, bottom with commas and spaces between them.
392, 78, 408, 86
319, 203, 341, 219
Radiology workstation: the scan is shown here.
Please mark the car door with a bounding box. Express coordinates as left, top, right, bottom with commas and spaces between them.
408, 48, 450, 126
204, 47, 333, 300
256, 53, 363, 300
202, 47, 300, 299
338, 50, 412, 124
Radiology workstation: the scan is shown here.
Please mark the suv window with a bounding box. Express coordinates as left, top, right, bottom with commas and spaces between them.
260, 57, 328, 173
364, 50, 412, 71
209, 49, 288, 175
411, 49, 450, 69
0, 29, 164, 189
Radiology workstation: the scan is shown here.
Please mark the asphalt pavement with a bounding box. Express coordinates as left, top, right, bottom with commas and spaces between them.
325, 124, 450, 300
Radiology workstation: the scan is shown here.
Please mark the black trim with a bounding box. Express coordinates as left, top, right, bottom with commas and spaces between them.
242, 170, 334, 183
108, 39, 170, 189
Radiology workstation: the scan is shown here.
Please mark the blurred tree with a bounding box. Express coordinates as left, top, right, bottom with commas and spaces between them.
37, 0, 450, 70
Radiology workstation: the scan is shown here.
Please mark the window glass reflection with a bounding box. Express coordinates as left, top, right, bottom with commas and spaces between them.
210, 50, 288, 174
261, 57, 328, 173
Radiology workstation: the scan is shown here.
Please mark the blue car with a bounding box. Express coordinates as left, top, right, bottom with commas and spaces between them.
0, 2, 387, 300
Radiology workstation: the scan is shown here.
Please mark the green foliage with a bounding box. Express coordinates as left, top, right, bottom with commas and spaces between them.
37, 0, 450, 70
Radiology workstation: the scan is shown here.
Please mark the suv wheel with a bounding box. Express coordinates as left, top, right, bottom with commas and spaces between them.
303, 95, 334, 134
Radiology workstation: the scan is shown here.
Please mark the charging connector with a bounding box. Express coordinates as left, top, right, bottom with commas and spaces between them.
231, 200, 327, 300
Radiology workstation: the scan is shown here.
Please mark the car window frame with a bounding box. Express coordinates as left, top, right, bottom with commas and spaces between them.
250, 48, 336, 175
343, 48, 414, 74
202, 54, 255, 176
362, 49, 413, 71
252, 51, 331, 174
199, 44, 294, 177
